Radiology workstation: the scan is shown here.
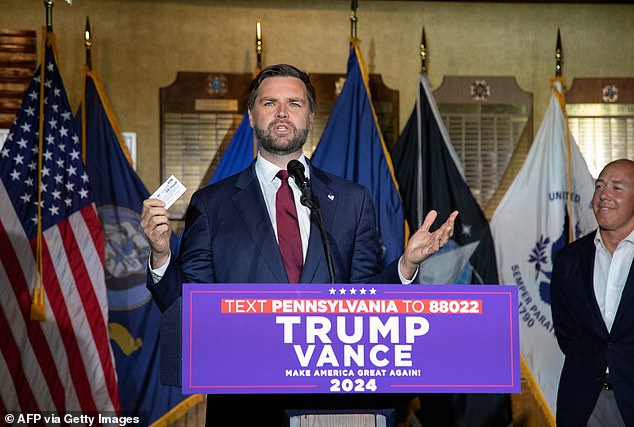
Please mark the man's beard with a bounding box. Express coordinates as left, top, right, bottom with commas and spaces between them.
255, 122, 310, 156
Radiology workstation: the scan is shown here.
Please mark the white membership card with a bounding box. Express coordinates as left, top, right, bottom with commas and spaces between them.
150, 175, 187, 209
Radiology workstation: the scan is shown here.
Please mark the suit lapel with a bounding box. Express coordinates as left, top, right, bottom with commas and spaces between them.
232, 164, 288, 283
301, 224, 326, 283
300, 166, 337, 283
578, 234, 610, 335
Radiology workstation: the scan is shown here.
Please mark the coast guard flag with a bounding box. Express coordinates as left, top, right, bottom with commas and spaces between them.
312, 39, 405, 265
208, 112, 255, 184
392, 74, 511, 427
0, 33, 119, 415
76, 68, 185, 425
491, 78, 596, 422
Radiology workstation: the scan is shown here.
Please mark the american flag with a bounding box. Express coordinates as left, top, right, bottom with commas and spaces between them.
0, 34, 120, 416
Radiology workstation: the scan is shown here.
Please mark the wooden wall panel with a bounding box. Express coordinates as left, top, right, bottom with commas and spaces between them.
0, 29, 36, 128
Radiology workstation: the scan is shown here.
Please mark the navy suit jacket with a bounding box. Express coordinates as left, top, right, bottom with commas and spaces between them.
551, 231, 634, 426
148, 160, 403, 311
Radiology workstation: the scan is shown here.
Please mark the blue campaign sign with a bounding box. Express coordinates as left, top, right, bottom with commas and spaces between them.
182, 283, 520, 395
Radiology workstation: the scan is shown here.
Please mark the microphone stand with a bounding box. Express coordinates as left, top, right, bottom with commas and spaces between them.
299, 185, 336, 285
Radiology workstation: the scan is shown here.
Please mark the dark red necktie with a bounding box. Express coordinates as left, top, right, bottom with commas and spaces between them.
275, 170, 303, 283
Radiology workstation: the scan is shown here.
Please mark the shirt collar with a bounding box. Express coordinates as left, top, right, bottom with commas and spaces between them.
622, 229, 634, 245
594, 228, 634, 250
255, 152, 310, 184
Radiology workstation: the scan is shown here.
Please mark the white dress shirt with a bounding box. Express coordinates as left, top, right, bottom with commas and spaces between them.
593, 228, 634, 332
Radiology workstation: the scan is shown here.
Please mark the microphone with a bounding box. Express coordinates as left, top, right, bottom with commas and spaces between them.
286, 159, 336, 284
287, 160, 312, 208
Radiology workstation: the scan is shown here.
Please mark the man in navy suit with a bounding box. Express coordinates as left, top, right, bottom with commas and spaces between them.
141, 64, 457, 426
142, 64, 457, 309
551, 159, 634, 426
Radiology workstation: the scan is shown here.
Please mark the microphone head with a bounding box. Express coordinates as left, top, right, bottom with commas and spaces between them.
287, 159, 311, 208
287, 159, 305, 176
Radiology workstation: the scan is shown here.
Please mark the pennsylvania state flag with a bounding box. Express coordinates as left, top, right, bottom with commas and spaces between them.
391, 74, 511, 427
76, 68, 186, 425
312, 39, 405, 265
208, 111, 255, 184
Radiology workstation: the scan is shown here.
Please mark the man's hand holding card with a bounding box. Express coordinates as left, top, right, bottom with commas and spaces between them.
141, 175, 187, 269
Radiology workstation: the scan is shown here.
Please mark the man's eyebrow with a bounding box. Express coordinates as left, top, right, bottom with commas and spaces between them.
598, 178, 631, 186
258, 94, 306, 101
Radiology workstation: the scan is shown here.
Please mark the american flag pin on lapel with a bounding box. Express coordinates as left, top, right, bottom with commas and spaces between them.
328, 193, 335, 201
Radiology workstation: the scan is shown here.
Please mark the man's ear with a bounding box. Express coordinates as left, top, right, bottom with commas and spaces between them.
248, 109, 254, 128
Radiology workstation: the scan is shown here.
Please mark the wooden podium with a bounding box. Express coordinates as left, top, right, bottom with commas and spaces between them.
203, 395, 407, 427
286, 409, 396, 427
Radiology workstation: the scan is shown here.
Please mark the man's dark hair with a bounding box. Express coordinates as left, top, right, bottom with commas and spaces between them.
247, 64, 317, 113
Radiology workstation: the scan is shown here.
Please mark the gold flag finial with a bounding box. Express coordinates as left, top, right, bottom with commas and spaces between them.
420, 26, 428, 74
43, 0, 73, 32
44, 0, 54, 32
85, 16, 93, 69
255, 20, 263, 73
350, 0, 358, 39
555, 28, 563, 77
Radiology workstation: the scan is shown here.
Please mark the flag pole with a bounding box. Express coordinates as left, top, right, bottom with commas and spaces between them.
33, 0, 74, 320
350, 0, 358, 39
81, 17, 92, 164
85, 16, 93, 70
253, 20, 263, 158
420, 26, 427, 75
416, 26, 426, 226
44, 0, 73, 32
255, 19, 263, 74
555, 28, 562, 77
32, 0, 57, 320
44, 0, 54, 32
553, 29, 574, 242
